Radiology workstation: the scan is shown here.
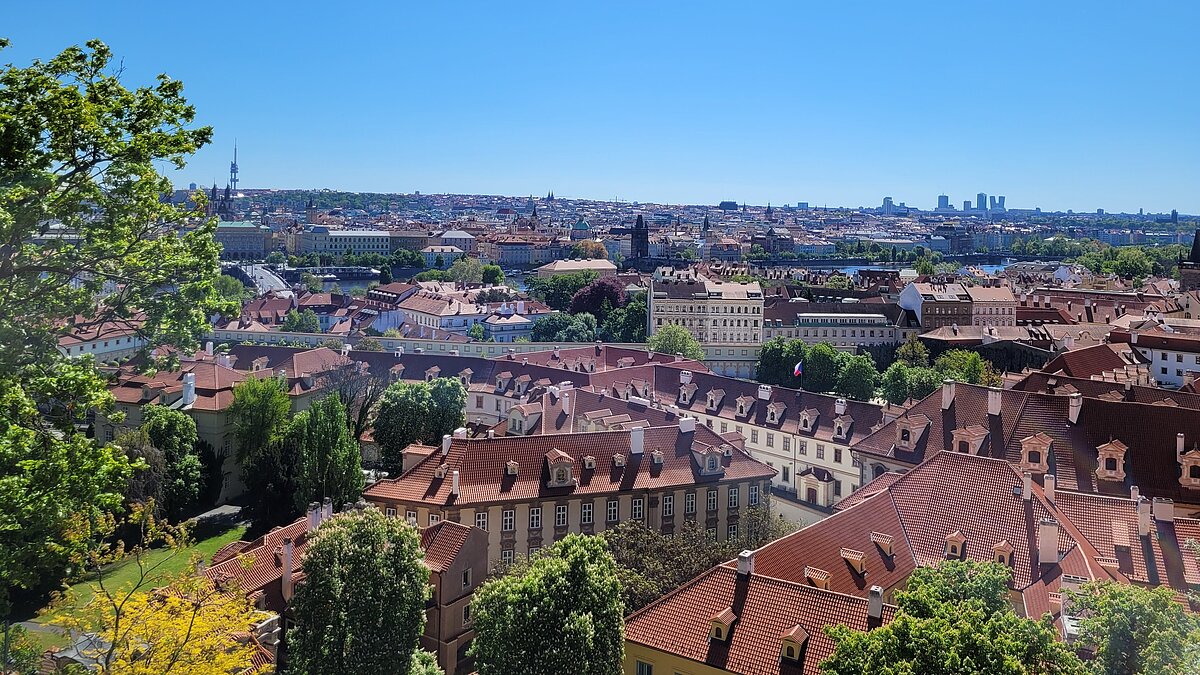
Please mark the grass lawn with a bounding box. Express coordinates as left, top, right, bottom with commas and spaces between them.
34, 521, 248, 626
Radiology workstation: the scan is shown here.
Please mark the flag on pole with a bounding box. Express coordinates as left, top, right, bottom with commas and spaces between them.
794, 361, 804, 377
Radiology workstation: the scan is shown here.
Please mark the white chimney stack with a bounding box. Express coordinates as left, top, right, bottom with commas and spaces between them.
281, 537, 295, 602
451, 470, 460, 497
307, 501, 320, 531
1067, 393, 1082, 424
1153, 497, 1174, 523
442, 434, 452, 455
835, 398, 847, 415
1130, 485, 1139, 502
453, 427, 468, 438
181, 369, 195, 401
1023, 471, 1033, 501
1130, 330, 1139, 344
737, 550, 755, 576
322, 497, 333, 521
758, 384, 772, 401
217, 353, 232, 368
630, 426, 645, 455
341, 343, 350, 357
1177, 433, 1186, 461
1044, 474, 1056, 504
868, 585, 884, 621
1137, 497, 1151, 536
942, 380, 956, 410
205, 341, 214, 356
1038, 518, 1059, 566
679, 416, 696, 434
987, 387, 1002, 416
680, 370, 693, 384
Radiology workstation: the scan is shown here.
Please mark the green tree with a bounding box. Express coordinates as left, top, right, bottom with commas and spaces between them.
379, 265, 393, 284
934, 349, 1002, 387
598, 292, 647, 343
1066, 581, 1200, 675
286, 396, 365, 516
428, 378, 467, 444
409, 650, 445, 675
288, 508, 430, 675
756, 336, 790, 385
449, 256, 484, 284
525, 271, 598, 310
822, 560, 1083, 675
908, 366, 944, 400
803, 342, 841, 393
283, 308, 321, 333
467, 322, 486, 340
482, 264, 505, 285
915, 258, 936, 276
141, 405, 203, 520
356, 336, 384, 352
602, 521, 736, 611
215, 274, 252, 303
880, 362, 911, 405
835, 354, 879, 401
300, 272, 323, 293
266, 250, 287, 265
647, 324, 704, 360
531, 313, 597, 342
470, 534, 624, 675
229, 376, 293, 525
825, 274, 853, 289
374, 382, 434, 474
433, 253, 445, 269
0, 39, 227, 611
896, 334, 929, 367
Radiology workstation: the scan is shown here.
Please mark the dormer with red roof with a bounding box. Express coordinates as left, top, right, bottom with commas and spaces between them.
945, 530, 967, 559
679, 381, 697, 405
424, 365, 440, 382
894, 413, 931, 449
766, 401, 786, 425
1020, 433, 1053, 473
735, 395, 754, 418
798, 407, 819, 432
951, 424, 988, 455
1180, 446, 1200, 488
832, 414, 853, 441
706, 388, 725, 411
545, 448, 576, 488
709, 607, 736, 642
1096, 439, 1128, 481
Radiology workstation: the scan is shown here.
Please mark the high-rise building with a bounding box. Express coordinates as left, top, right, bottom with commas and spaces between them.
996, 195, 1005, 211
963, 200, 972, 212
977, 193, 987, 211
937, 195, 950, 210
882, 197, 894, 215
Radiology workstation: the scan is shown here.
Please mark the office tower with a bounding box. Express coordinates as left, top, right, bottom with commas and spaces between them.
997, 195, 1005, 211
977, 193, 987, 211
882, 197, 894, 215
937, 195, 950, 210
963, 200, 972, 212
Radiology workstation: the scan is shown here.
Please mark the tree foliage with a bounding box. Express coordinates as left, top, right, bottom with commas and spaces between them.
469, 534, 624, 675
531, 312, 597, 342
647, 324, 704, 360
282, 308, 321, 333
803, 342, 842, 393
481, 264, 505, 285
572, 240, 609, 259
835, 354, 880, 401
448, 256, 483, 284
229, 376, 293, 525
374, 379, 465, 474
569, 276, 625, 323
525, 271, 598, 310
288, 508, 430, 675
880, 362, 911, 405
602, 521, 734, 611
141, 405, 202, 520
1065, 581, 1200, 675
286, 395, 364, 515
896, 334, 930, 367
934, 349, 1003, 387
598, 292, 647, 343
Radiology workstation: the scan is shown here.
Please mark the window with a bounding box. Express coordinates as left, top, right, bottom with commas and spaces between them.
555, 504, 568, 527
636, 661, 654, 675
462, 568, 472, 589
501, 548, 514, 564
581, 502, 593, 525
727, 523, 738, 540
1178, 354, 1184, 362
750, 429, 759, 444
783, 465, 790, 483
406, 510, 417, 525
749, 485, 759, 506
835, 480, 843, 496
706, 527, 718, 540
799, 441, 808, 456
729, 487, 739, 509
1105, 457, 1117, 471
475, 395, 483, 408
385, 507, 397, 517
632, 498, 644, 520
607, 499, 619, 522
1162, 367, 1168, 375
816, 445, 825, 460
685, 493, 696, 514
475, 512, 488, 531
706, 455, 718, 472
663, 494, 674, 517
834, 447, 843, 463
783, 437, 791, 452
529, 507, 541, 529
429, 513, 441, 525
707, 489, 718, 512
720, 422, 728, 433
766, 433, 774, 448
554, 467, 568, 484
502, 509, 515, 531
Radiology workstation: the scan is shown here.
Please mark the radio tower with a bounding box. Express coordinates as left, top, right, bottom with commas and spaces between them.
229, 141, 239, 193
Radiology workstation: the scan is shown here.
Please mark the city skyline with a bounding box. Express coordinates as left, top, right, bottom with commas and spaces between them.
4, 1, 1198, 213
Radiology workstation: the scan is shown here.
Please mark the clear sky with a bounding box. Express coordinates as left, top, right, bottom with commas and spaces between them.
4, 1, 1197, 213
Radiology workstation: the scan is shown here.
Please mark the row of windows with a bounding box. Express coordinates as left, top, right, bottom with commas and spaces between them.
657, 304, 762, 314
1157, 351, 1200, 364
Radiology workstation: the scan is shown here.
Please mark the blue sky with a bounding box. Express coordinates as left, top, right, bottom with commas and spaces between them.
4, 1, 1198, 213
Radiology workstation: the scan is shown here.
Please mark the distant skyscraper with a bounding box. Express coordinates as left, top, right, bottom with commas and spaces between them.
977, 193, 987, 211
963, 200, 972, 212
937, 195, 950, 210
997, 196, 1005, 211
882, 197, 894, 215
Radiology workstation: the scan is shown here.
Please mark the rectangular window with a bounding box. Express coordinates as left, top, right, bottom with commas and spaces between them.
817, 445, 826, 460
475, 395, 483, 408
501, 549, 514, 564
720, 422, 728, 433
529, 507, 541, 529
406, 510, 417, 525
835, 480, 843, 496
766, 433, 774, 448
429, 513, 441, 525
636, 661, 654, 675
707, 489, 718, 512
607, 499, 619, 522
799, 441, 808, 456
685, 493, 696, 514
750, 429, 759, 444
728, 523, 738, 540
555, 505, 567, 527
729, 487, 739, 509
502, 509, 515, 531
749, 485, 759, 506
581, 502, 593, 525
385, 507, 397, 517
475, 512, 488, 531
706, 527, 717, 540
462, 568, 472, 589
835, 447, 843, 464
783, 437, 790, 452
529, 545, 540, 556
783, 465, 790, 483
632, 498, 644, 520
662, 494, 674, 517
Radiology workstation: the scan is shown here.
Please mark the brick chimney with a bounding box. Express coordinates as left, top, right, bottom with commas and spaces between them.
737, 550, 754, 576
1137, 497, 1151, 536
1067, 393, 1082, 424
1044, 474, 1055, 503
630, 426, 645, 455
281, 537, 295, 602
941, 380, 956, 410
987, 387, 1002, 416
1038, 518, 1059, 566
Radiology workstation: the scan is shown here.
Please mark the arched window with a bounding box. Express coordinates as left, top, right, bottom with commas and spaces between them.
554, 468, 567, 483
785, 645, 795, 659
949, 544, 958, 555
900, 429, 911, 442
707, 456, 718, 471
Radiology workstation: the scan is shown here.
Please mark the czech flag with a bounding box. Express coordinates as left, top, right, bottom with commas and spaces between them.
794, 361, 804, 377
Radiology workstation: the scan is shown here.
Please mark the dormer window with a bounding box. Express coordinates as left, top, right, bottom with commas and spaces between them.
993, 540, 1014, 566
1020, 432, 1052, 473
505, 460, 518, 476
951, 425, 988, 456
710, 607, 736, 642
679, 383, 697, 405
833, 415, 854, 441
651, 450, 664, 465
804, 566, 830, 590
435, 463, 449, 479
799, 409, 818, 432
1095, 440, 1128, 481
900, 429, 910, 443
767, 402, 786, 425
583, 455, 596, 470
945, 530, 966, 559
707, 456, 718, 472
459, 368, 472, 385
545, 448, 575, 488
707, 389, 724, 411
613, 454, 626, 468
780, 626, 809, 663
425, 366, 440, 382
871, 531, 894, 557
735, 396, 753, 417
1181, 448, 1200, 488
895, 413, 931, 449
840, 548, 866, 574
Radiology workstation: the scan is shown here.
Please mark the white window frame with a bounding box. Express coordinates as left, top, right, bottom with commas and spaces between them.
529, 507, 541, 529
502, 509, 515, 531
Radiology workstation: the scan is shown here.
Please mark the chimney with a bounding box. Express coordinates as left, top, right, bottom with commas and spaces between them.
307, 501, 320, 530
1153, 497, 1174, 523
1130, 330, 1138, 344
205, 341, 214, 356
1064, 335, 1075, 350
181, 369, 195, 401
340, 343, 350, 357
442, 434, 452, 455
451, 470, 460, 497
1130, 485, 1139, 502
552, 346, 560, 359
1067, 393, 1082, 424
277, 368, 287, 380
941, 379, 956, 410
679, 416, 696, 434
758, 384, 772, 401
1038, 518, 1059, 566
1023, 471, 1032, 501
987, 387, 1002, 416
453, 427, 468, 438
675, 352, 684, 362
737, 550, 754, 576
867, 585, 884, 621
487, 429, 495, 439
1124, 381, 1133, 401
1177, 433, 1186, 461
322, 497, 333, 521
281, 537, 295, 602
630, 426, 645, 455
1044, 474, 1056, 504
217, 353, 232, 368
1137, 498, 1152, 536
680, 370, 693, 384
835, 398, 847, 415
